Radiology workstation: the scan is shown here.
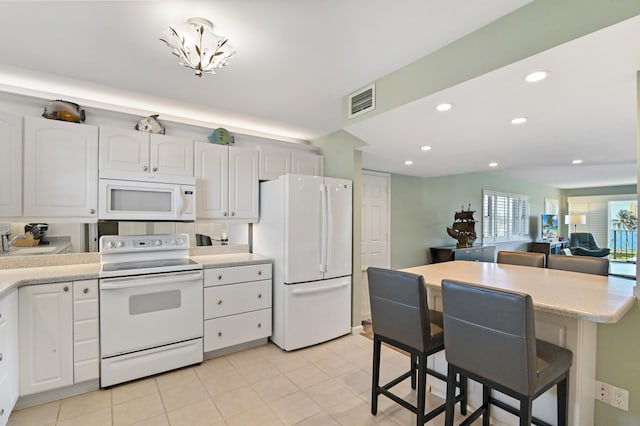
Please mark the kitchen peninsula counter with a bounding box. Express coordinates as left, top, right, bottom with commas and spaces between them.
401, 260, 636, 426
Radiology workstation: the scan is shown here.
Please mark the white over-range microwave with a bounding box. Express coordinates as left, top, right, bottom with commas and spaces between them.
98, 178, 196, 221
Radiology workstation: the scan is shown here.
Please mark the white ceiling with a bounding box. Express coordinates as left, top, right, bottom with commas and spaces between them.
0, 1, 637, 189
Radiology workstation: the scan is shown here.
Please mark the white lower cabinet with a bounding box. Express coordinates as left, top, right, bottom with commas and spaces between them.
203, 264, 272, 353
18, 280, 99, 397
0, 289, 18, 426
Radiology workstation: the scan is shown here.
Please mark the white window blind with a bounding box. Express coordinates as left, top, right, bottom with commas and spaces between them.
483, 190, 530, 243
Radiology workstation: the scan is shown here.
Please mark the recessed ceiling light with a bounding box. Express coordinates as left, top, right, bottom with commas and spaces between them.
488, 162, 499, 168
404, 160, 413, 165
572, 159, 583, 164
436, 103, 452, 112
525, 70, 548, 83
420, 145, 432, 151
511, 117, 527, 124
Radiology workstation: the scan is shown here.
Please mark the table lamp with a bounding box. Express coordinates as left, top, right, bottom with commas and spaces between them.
565, 214, 586, 233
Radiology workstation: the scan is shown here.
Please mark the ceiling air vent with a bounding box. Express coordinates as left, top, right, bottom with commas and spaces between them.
348, 83, 375, 119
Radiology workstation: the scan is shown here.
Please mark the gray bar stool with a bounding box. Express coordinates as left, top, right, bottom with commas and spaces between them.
441, 279, 572, 426
497, 251, 546, 268
547, 254, 609, 276
367, 267, 467, 425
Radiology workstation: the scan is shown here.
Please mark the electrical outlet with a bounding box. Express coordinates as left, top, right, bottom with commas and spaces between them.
612, 386, 629, 411
595, 380, 629, 411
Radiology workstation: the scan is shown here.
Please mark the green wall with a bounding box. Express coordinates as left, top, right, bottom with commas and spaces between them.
389, 172, 562, 269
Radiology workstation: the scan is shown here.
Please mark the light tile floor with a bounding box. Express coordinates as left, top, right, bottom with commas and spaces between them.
8, 334, 478, 426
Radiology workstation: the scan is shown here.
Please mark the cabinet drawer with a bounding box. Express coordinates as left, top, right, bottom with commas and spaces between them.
204, 309, 271, 352
74, 318, 98, 342
204, 280, 271, 319
74, 358, 99, 383
204, 264, 272, 287
73, 280, 98, 301
74, 299, 98, 321
74, 339, 99, 362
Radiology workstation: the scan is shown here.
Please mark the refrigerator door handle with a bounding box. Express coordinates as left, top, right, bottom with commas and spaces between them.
320, 183, 328, 273
291, 281, 349, 295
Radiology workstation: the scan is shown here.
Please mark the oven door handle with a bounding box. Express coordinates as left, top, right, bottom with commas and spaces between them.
100, 271, 203, 290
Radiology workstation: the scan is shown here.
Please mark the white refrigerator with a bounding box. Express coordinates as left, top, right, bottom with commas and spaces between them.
253, 174, 352, 351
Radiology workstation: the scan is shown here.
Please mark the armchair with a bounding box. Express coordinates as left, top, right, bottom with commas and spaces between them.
569, 232, 610, 257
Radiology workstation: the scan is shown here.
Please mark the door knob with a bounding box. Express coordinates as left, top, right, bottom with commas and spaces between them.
63, 286, 69, 292
83, 288, 89, 294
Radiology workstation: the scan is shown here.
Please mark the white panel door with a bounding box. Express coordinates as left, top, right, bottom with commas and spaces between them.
361, 172, 390, 321
24, 117, 98, 218
324, 177, 353, 279
284, 175, 325, 284
0, 112, 22, 217
150, 134, 194, 177
291, 151, 323, 176
228, 146, 259, 220
195, 142, 228, 219
19, 283, 73, 396
98, 126, 149, 176
258, 146, 291, 180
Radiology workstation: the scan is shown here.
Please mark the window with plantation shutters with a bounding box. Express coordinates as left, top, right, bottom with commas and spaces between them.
483, 190, 530, 243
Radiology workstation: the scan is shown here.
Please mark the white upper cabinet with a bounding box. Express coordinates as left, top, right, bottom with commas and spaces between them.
258, 145, 323, 180
195, 142, 258, 221
0, 112, 22, 217
23, 117, 98, 219
99, 126, 193, 181
291, 150, 323, 177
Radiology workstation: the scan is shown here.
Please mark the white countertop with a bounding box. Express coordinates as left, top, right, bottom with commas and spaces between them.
0, 252, 272, 298
402, 261, 636, 323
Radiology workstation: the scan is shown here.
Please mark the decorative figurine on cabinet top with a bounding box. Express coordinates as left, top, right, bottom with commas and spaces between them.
447, 204, 477, 248
208, 127, 234, 145
42, 100, 86, 123
135, 114, 166, 134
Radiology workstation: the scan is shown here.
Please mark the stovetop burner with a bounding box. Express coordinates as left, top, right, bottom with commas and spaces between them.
99, 234, 202, 278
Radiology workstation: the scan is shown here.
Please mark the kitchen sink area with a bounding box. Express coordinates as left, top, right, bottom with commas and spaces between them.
6, 246, 59, 256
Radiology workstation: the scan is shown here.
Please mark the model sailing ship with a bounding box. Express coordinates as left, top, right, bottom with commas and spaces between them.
447, 204, 477, 248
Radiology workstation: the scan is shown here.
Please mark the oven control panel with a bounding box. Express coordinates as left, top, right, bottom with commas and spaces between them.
100, 234, 189, 253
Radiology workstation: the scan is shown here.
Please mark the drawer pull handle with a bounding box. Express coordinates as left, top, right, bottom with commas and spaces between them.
258, 293, 262, 299
217, 300, 222, 305
258, 270, 262, 275
0, 353, 3, 361
218, 332, 222, 337
83, 288, 89, 294
218, 275, 222, 280
0, 408, 4, 416
143, 166, 148, 171
63, 286, 69, 292
153, 167, 158, 172
257, 323, 262, 328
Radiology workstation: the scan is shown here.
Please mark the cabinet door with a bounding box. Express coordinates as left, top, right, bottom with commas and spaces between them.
19, 283, 73, 396
195, 142, 228, 219
228, 146, 259, 220
258, 146, 291, 180
24, 117, 98, 218
0, 113, 22, 217
291, 150, 323, 176
150, 134, 194, 177
98, 126, 149, 178
0, 289, 18, 424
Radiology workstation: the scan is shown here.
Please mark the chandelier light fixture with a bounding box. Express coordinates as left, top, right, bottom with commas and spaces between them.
160, 17, 235, 77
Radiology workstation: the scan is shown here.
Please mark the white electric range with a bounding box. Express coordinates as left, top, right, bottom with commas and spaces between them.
99, 234, 203, 387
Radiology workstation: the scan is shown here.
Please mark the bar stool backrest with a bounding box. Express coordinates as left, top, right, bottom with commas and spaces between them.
497, 251, 546, 268
547, 254, 609, 276
442, 279, 538, 395
367, 267, 433, 352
